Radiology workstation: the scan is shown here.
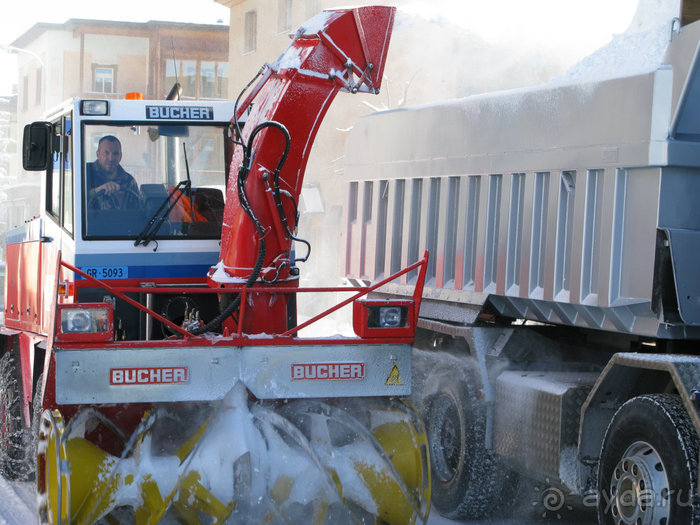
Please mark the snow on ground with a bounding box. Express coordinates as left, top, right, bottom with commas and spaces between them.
0, 480, 37, 525
0, 483, 596, 525
0, 477, 599, 524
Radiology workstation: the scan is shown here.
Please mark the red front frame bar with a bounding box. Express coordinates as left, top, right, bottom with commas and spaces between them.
60, 251, 429, 342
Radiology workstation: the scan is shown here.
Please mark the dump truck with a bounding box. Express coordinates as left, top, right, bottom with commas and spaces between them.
0, 7, 432, 523
344, 6, 700, 525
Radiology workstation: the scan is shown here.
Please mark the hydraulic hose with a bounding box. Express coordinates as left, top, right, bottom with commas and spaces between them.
195, 72, 312, 335
190, 133, 267, 336
228, 66, 265, 148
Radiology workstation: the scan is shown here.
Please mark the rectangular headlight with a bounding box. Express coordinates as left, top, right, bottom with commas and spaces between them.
56, 303, 114, 343
369, 305, 406, 328
61, 308, 108, 332
80, 100, 109, 116
353, 299, 415, 339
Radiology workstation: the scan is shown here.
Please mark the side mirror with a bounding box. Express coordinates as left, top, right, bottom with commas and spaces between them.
22, 121, 52, 171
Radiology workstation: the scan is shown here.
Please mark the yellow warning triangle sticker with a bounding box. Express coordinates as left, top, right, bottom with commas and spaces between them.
385, 362, 404, 385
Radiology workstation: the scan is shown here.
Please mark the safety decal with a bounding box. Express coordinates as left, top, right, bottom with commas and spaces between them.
385, 361, 404, 385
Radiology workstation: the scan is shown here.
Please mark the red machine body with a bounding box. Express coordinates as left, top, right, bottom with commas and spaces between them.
2, 6, 405, 427
214, 6, 395, 334
0, 8, 434, 523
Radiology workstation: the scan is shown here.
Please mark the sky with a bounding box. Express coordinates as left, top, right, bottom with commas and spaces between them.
0, 0, 655, 96
403, 0, 639, 48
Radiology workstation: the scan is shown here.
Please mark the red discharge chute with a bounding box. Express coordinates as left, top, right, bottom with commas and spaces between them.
212, 6, 396, 334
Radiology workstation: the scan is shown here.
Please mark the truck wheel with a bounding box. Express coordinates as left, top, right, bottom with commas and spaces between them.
597, 394, 699, 525
0, 353, 32, 481
421, 361, 513, 519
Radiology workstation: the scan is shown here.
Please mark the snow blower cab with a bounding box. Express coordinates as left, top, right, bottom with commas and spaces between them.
19, 99, 232, 341
3, 6, 431, 524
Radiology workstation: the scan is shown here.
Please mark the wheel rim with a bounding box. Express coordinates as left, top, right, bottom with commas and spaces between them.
609, 440, 670, 525
428, 394, 461, 483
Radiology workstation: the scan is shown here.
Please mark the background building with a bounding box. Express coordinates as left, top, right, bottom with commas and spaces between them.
11, 18, 229, 127
0, 93, 17, 297
1, 18, 229, 234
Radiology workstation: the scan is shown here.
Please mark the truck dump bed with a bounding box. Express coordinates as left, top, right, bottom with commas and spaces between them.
344, 21, 700, 339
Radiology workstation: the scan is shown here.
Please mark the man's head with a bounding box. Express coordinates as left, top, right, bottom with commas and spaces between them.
95, 135, 122, 178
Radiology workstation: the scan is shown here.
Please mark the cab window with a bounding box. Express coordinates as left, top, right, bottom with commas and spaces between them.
82, 123, 227, 240
62, 119, 73, 233
48, 121, 61, 219
46, 115, 74, 235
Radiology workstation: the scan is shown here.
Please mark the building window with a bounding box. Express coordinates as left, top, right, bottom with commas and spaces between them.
35, 69, 42, 106
182, 60, 197, 98
216, 62, 228, 98
199, 61, 228, 99
278, 0, 293, 33
166, 59, 228, 100
165, 59, 195, 98
93, 66, 115, 94
200, 61, 216, 98
245, 10, 257, 53
165, 59, 179, 96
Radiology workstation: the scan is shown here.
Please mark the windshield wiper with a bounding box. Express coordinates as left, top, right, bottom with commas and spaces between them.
134, 180, 191, 248
134, 143, 193, 249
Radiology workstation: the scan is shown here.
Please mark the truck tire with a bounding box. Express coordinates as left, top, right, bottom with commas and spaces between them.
0, 353, 32, 481
597, 394, 700, 525
420, 360, 513, 519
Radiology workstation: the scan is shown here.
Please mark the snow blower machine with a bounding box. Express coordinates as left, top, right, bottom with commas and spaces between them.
1, 6, 431, 523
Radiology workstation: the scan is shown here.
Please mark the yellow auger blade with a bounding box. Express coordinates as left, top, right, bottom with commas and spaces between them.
65, 437, 121, 524
39, 412, 124, 525
258, 397, 431, 525
37, 386, 430, 525
38, 410, 70, 525
372, 414, 431, 522
37, 408, 227, 525
360, 419, 431, 524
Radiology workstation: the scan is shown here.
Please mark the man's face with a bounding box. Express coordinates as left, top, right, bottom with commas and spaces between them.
96, 140, 122, 177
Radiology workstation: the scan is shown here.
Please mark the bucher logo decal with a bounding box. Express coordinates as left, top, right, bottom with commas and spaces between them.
291, 362, 365, 380
110, 367, 188, 385
146, 105, 214, 120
